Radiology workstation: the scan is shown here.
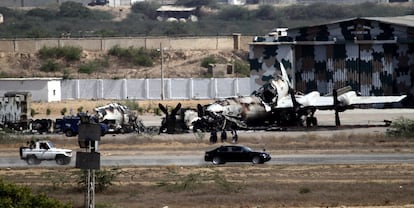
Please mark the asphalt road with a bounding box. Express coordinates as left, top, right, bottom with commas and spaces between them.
4, 108, 414, 168
3, 153, 414, 168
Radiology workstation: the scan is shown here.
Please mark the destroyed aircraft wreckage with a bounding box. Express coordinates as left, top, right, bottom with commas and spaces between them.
159, 63, 407, 133
94, 103, 144, 133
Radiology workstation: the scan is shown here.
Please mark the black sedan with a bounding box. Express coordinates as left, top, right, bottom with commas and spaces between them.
204, 145, 271, 165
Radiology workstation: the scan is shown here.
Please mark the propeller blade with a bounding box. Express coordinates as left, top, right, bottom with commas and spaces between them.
171, 103, 182, 116
158, 103, 168, 116
333, 89, 341, 126
197, 104, 204, 117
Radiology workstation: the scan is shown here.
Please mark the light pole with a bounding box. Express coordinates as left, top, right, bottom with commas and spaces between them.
160, 42, 164, 100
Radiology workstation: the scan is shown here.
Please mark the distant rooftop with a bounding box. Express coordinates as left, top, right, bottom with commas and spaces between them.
0, 77, 62, 81
290, 15, 414, 30
156, 6, 196, 12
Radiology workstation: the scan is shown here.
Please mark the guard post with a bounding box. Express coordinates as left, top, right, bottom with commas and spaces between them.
75, 114, 101, 208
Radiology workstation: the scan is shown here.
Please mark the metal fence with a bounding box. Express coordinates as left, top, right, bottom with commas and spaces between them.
61, 77, 251, 100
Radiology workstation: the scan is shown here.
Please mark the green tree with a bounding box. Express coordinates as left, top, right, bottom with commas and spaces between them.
255, 5, 278, 20
57, 2, 91, 18
216, 6, 252, 21
26, 8, 56, 20
131, 2, 160, 19
175, 0, 217, 8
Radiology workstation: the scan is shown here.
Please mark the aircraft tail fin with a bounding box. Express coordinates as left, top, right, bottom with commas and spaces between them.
280, 62, 291, 88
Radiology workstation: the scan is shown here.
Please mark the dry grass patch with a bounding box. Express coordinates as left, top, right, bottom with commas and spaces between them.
1, 164, 414, 208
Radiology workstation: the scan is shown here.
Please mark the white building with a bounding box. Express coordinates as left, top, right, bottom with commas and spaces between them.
0, 78, 61, 102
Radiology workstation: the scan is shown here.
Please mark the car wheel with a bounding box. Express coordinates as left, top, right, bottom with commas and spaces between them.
212, 156, 222, 165
27, 155, 40, 165
252, 156, 261, 164
56, 156, 71, 165
65, 130, 74, 137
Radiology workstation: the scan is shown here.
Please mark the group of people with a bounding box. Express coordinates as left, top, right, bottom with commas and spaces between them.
209, 129, 238, 144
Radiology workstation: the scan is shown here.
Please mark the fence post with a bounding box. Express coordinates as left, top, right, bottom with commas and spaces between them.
145, 79, 149, 99
76, 80, 80, 99
189, 78, 194, 99
122, 79, 127, 99
234, 78, 239, 96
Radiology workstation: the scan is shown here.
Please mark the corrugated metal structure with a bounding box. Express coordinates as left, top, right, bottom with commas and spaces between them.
249, 15, 414, 104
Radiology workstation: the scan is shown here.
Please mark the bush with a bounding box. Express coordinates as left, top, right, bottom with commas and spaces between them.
131, 2, 160, 19
30, 108, 37, 117
61, 46, 82, 61
57, 2, 91, 18
38, 46, 82, 61
386, 117, 414, 138
132, 55, 153, 67
26, 8, 56, 20
0, 178, 71, 208
108, 45, 156, 67
78, 63, 96, 74
200, 55, 217, 68
122, 100, 140, 111
60, 107, 67, 116
40, 60, 60, 72
299, 187, 311, 194
234, 60, 250, 77
27, 28, 50, 38
62, 69, 71, 80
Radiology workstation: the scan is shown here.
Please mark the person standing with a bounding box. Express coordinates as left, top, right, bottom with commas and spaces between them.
220, 130, 227, 143
231, 129, 238, 143
210, 129, 218, 144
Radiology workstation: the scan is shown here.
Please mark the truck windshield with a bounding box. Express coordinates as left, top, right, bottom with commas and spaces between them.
46, 141, 55, 148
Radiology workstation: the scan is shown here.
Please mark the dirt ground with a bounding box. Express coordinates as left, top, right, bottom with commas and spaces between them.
1, 164, 414, 208
0, 49, 246, 79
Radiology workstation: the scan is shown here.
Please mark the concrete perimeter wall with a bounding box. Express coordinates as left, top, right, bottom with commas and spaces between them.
0, 35, 253, 53
61, 78, 251, 100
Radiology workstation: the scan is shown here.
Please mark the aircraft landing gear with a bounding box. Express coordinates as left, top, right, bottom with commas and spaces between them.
306, 117, 317, 127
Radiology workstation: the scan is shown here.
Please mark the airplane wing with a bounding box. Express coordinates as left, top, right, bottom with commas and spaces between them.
276, 91, 407, 109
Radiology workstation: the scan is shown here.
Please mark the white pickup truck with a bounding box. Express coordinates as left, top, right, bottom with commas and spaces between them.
19, 140, 72, 165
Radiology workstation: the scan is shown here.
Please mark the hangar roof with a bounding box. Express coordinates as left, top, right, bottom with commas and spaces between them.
293, 15, 414, 29
365, 15, 414, 28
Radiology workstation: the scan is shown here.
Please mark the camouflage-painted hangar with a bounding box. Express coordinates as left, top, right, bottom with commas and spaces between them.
249, 15, 414, 104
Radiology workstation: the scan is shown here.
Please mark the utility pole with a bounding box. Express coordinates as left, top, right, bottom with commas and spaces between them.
160, 42, 164, 100
76, 115, 101, 208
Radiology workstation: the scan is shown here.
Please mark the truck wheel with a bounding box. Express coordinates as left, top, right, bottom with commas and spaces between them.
26, 155, 40, 165
65, 130, 74, 137
56, 155, 71, 165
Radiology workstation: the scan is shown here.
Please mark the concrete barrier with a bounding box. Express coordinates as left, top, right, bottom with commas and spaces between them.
0, 36, 253, 53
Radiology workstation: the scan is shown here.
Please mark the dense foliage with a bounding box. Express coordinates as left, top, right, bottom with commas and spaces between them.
38, 46, 82, 61
108, 45, 159, 67
0, 179, 71, 208
0, 2, 412, 38
386, 117, 414, 138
